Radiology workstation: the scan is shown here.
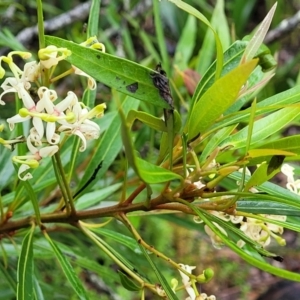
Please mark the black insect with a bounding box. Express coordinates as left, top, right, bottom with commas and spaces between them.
150, 63, 174, 109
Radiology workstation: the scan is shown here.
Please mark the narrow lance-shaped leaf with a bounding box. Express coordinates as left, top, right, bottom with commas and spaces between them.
237, 200, 300, 217
17, 225, 35, 300
241, 3, 277, 64
221, 106, 300, 149
196, 0, 230, 74
187, 59, 258, 140
168, 0, 223, 81
45, 36, 171, 109
244, 162, 280, 191
174, 14, 197, 70
118, 271, 142, 291
44, 232, 89, 300
257, 135, 300, 154
210, 84, 300, 131
87, 0, 101, 37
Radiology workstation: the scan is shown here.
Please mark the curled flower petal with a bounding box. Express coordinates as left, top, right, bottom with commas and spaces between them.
39, 145, 59, 157
39, 46, 71, 68
7, 114, 31, 131
204, 223, 227, 249
73, 66, 97, 90
178, 264, 196, 300
18, 164, 33, 181
32, 117, 44, 140
46, 122, 60, 144
74, 130, 87, 152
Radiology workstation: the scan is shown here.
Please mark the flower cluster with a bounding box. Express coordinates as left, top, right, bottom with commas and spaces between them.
201, 207, 286, 249
196, 164, 288, 249
0, 41, 106, 180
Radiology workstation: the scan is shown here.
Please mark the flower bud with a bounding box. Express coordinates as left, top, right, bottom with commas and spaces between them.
19, 108, 29, 117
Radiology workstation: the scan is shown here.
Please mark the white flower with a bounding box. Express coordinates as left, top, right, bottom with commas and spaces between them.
58, 102, 106, 151
239, 215, 286, 247
37, 87, 77, 144
240, 218, 271, 246
178, 264, 196, 300
72, 65, 96, 90
6, 87, 44, 140
204, 223, 227, 249
38, 45, 71, 69
0, 60, 37, 102
13, 137, 59, 180
0, 48, 106, 180
281, 163, 300, 193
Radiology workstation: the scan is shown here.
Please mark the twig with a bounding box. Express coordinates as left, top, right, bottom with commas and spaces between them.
265, 10, 300, 44
0, 1, 92, 55
19, 1, 91, 42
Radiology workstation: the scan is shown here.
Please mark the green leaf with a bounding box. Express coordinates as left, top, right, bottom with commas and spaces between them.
187, 59, 258, 140
94, 228, 141, 253
247, 149, 296, 158
211, 84, 300, 131
121, 105, 182, 184
196, 0, 230, 74
21, 180, 41, 226
200, 125, 236, 163
241, 3, 277, 64
221, 106, 300, 149
118, 271, 142, 291
193, 41, 247, 107
174, 14, 197, 70
35, 239, 119, 281
232, 0, 256, 35
237, 200, 300, 217
197, 206, 283, 259
17, 226, 34, 300
168, 0, 223, 80
33, 276, 44, 300
244, 162, 279, 191
75, 183, 122, 210
44, 232, 89, 300
229, 172, 300, 210
127, 110, 166, 132
80, 228, 147, 283
153, 0, 169, 72
138, 246, 179, 300
0, 262, 17, 292
0, 147, 15, 190
135, 157, 182, 184
45, 36, 170, 109
76, 96, 139, 194
87, 0, 101, 37
257, 135, 300, 154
